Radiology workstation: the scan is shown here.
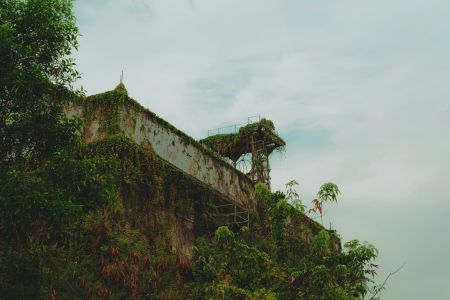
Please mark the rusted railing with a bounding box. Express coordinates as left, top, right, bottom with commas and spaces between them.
207, 115, 261, 137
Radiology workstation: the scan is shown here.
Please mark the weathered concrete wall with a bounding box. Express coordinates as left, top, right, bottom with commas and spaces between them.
120, 100, 255, 211
64, 93, 256, 213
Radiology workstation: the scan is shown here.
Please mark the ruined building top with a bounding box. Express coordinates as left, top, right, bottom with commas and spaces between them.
200, 117, 285, 189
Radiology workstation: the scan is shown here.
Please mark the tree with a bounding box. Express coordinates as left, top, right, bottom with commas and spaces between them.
0, 0, 80, 168
0, 1, 118, 297
309, 182, 341, 225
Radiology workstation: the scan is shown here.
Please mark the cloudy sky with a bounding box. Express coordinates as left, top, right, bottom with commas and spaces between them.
74, 1, 450, 298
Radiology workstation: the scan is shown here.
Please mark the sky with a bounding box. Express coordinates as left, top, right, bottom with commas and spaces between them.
73, 1, 450, 298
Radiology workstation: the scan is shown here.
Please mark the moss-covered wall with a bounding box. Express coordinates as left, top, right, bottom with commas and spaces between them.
82, 134, 237, 259
65, 85, 257, 213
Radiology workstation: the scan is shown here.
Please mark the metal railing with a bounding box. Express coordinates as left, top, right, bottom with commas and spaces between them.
207, 115, 261, 137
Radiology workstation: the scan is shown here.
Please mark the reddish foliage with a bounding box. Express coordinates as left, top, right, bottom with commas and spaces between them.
169, 183, 178, 199
111, 245, 119, 257
129, 251, 141, 263
308, 198, 323, 216
144, 256, 151, 267
177, 255, 192, 274
50, 288, 57, 300
101, 261, 126, 282
96, 286, 110, 298
156, 257, 169, 275
129, 268, 138, 293
148, 279, 158, 291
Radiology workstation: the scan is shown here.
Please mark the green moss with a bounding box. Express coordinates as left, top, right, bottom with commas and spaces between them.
114, 82, 128, 96
84, 89, 127, 135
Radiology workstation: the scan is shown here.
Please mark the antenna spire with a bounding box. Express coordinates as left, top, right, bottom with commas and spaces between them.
120, 70, 124, 84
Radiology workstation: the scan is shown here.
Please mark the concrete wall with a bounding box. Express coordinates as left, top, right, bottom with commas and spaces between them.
64, 95, 256, 213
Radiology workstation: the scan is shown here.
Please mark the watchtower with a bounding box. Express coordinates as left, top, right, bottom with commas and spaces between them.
200, 116, 285, 189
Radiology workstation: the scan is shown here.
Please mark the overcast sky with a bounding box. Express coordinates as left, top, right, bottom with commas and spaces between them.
74, 1, 450, 298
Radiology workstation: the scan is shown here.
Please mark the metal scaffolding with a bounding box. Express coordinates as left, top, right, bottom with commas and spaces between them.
214, 203, 250, 228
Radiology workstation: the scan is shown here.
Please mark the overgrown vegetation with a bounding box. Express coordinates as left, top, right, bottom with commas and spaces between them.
200, 118, 285, 162
84, 83, 129, 135
0, 0, 119, 297
190, 183, 379, 299
0, 0, 380, 299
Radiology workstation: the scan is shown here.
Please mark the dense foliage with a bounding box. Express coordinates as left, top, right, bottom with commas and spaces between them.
0, 0, 80, 166
189, 183, 378, 299
0, 0, 118, 297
